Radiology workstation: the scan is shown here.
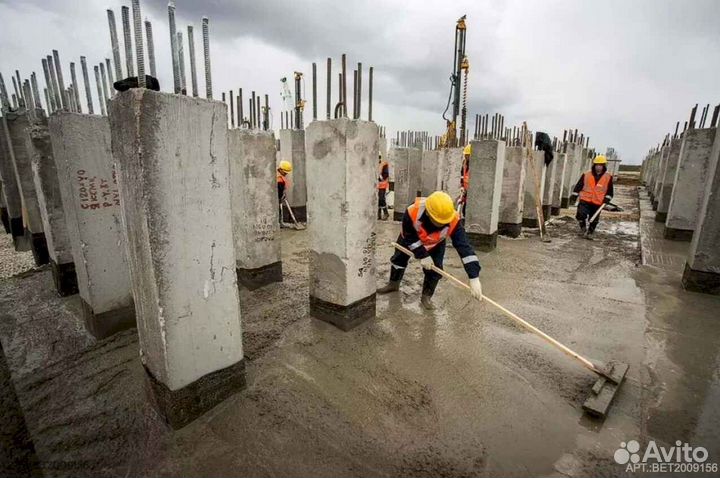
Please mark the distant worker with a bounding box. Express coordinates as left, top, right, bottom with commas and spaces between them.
377, 191, 483, 310
377, 155, 390, 220
458, 144, 471, 215
571, 155, 614, 240
277, 160, 293, 221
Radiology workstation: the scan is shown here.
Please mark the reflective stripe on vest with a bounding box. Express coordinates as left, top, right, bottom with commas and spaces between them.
579, 171, 611, 206
377, 161, 389, 190
403, 197, 460, 250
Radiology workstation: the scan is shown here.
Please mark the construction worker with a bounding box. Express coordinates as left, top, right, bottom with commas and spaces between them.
377, 155, 390, 220
277, 160, 293, 222
459, 144, 471, 215
571, 155, 614, 240
377, 191, 483, 310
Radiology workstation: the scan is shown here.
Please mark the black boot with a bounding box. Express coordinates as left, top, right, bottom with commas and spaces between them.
377, 208, 382, 220
578, 221, 587, 237
420, 292, 435, 310
377, 281, 400, 293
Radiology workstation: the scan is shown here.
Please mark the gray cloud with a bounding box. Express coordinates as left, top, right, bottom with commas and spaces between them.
1, 0, 718, 163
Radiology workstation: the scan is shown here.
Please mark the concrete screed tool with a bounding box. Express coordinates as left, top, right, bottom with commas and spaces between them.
391, 242, 628, 418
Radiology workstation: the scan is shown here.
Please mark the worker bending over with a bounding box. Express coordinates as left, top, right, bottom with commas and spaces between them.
459, 144, 471, 215
377, 191, 483, 310
277, 160, 293, 221
377, 155, 390, 220
570, 155, 614, 240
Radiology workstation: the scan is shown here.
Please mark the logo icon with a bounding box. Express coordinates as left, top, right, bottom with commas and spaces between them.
614, 440, 641, 465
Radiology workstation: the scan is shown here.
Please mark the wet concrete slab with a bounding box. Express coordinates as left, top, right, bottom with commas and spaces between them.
0, 179, 718, 477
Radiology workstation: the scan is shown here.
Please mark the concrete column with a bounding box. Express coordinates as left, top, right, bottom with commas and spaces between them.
0, 117, 24, 244
439, 147, 464, 205
306, 118, 377, 331
652, 145, 670, 208
390, 147, 410, 221
560, 143, 579, 208
522, 150, 546, 228
3, 109, 48, 264
465, 139, 505, 251
551, 151, 567, 215
377, 135, 387, 162
683, 125, 720, 295
48, 112, 135, 338
498, 146, 526, 237
541, 152, 556, 218
278, 129, 306, 221
408, 146, 422, 200
228, 129, 282, 289
656, 137, 683, 222
27, 111, 78, 296
110, 89, 245, 428
421, 149, 440, 195
665, 128, 717, 240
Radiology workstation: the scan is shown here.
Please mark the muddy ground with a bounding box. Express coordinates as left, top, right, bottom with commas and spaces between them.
1, 180, 719, 477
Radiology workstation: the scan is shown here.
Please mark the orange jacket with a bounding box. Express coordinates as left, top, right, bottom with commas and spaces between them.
579, 171, 611, 206
377, 161, 389, 190
403, 198, 460, 250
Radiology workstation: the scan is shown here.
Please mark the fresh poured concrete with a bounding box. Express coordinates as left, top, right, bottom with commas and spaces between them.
228, 129, 282, 290
2, 177, 718, 477
110, 90, 245, 428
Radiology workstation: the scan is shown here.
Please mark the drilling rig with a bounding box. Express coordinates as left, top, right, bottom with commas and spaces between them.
440, 15, 469, 148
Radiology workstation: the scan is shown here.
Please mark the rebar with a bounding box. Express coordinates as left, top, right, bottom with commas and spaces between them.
107, 10, 123, 79
311, 62, 317, 121
121, 6, 135, 77
177, 31, 186, 94
238, 88, 243, 125
69, 63, 81, 112
99, 62, 110, 113
15, 70, 24, 106
202, 17, 212, 99
80, 57, 93, 114
710, 104, 720, 128
132, 0, 145, 88
249, 98, 254, 129
326, 58, 331, 119
44, 88, 51, 114
94, 66, 106, 115
187, 25, 198, 97
368, 66, 373, 122
256, 95, 261, 129
341, 53, 347, 117
0, 73, 9, 109
105, 59, 114, 93
52, 50, 68, 109
144, 20, 157, 78
352, 69, 357, 119
264, 94, 269, 130
23, 80, 35, 112
168, 2, 179, 93
357, 62, 362, 120
47, 55, 61, 110
30, 73, 42, 112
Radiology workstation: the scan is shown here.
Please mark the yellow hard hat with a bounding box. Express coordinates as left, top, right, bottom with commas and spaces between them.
425, 191, 456, 225
278, 160, 293, 173
463, 144, 472, 156
593, 155, 607, 165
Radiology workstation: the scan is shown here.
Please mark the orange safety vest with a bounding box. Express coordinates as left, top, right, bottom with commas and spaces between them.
579, 171, 611, 206
402, 198, 460, 250
277, 173, 290, 189
461, 159, 470, 191
377, 161, 389, 190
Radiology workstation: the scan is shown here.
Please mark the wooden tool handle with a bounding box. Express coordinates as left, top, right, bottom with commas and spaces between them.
391, 242, 599, 373
588, 203, 606, 224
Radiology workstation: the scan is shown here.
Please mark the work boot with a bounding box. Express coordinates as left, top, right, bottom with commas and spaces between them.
381, 208, 389, 220
585, 231, 595, 240
578, 222, 587, 237
377, 280, 400, 294
420, 293, 435, 310
377, 208, 382, 220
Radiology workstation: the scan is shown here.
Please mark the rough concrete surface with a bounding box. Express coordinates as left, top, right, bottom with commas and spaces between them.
1, 177, 719, 477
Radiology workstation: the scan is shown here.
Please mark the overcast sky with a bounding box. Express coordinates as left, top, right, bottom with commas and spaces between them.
1, 0, 718, 164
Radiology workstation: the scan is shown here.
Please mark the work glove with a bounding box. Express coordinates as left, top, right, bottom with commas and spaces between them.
419, 256, 434, 271
469, 277, 483, 301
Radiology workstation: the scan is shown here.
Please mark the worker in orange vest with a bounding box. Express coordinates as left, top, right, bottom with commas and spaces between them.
277, 160, 293, 222
570, 155, 614, 240
377, 191, 483, 310
459, 144, 471, 215
377, 155, 390, 220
